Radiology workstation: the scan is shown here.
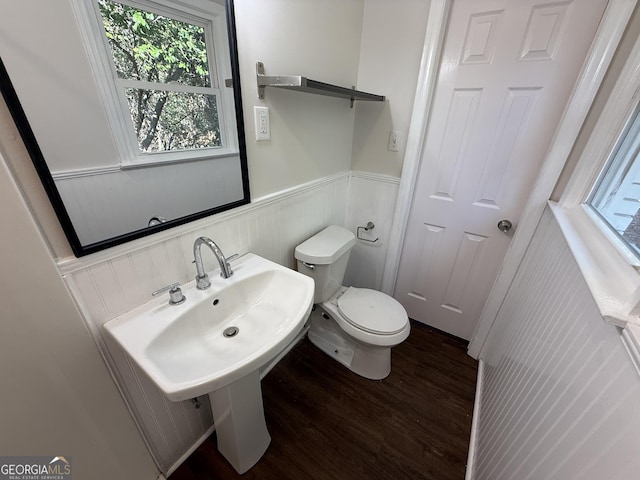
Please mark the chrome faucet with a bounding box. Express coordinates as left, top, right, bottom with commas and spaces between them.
193, 236, 233, 289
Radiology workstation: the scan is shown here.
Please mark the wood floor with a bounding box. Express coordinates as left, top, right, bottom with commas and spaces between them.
171, 320, 478, 480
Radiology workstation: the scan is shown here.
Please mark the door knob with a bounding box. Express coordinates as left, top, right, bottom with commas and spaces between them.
497, 219, 513, 233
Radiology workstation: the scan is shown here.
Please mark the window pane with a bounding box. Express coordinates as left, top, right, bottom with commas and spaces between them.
98, 0, 211, 87
589, 109, 640, 256
125, 88, 221, 152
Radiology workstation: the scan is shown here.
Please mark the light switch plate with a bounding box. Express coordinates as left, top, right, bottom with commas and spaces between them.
387, 130, 401, 152
254, 106, 270, 141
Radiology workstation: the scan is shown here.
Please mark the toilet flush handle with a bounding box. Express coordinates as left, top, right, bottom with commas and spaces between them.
302, 261, 315, 270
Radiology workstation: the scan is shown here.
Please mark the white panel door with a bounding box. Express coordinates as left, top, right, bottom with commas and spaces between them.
394, 0, 608, 340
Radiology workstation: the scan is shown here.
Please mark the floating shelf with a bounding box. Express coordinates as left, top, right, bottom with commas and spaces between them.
256, 62, 385, 107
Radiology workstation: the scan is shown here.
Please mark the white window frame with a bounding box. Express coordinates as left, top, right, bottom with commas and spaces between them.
551, 28, 640, 330
586, 102, 640, 267
72, 0, 238, 168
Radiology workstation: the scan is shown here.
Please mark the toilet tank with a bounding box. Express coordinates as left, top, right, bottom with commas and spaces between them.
295, 225, 356, 303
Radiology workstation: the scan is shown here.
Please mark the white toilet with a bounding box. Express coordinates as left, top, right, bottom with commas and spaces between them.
295, 225, 410, 380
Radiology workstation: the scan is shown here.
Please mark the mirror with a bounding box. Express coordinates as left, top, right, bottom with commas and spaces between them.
0, 0, 249, 257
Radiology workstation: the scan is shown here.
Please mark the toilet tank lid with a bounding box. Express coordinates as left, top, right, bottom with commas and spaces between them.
295, 225, 356, 264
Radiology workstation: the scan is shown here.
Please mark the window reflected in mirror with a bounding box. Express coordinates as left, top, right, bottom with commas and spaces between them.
0, 0, 249, 257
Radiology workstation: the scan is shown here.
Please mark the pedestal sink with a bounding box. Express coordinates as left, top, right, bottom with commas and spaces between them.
103, 253, 314, 473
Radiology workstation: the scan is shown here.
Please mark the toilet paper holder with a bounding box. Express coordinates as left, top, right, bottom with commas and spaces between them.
357, 222, 379, 243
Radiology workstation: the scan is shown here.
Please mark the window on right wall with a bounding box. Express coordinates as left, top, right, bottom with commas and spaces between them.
549, 9, 640, 334
588, 104, 640, 261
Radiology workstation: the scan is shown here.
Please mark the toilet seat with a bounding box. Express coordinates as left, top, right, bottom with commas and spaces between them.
337, 287, 407, 335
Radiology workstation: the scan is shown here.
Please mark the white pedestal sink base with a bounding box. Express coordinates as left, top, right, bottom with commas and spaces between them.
208, 370, 271, 474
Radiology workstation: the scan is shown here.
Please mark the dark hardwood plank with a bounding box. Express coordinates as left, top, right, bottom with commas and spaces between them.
171, 321, 478, 479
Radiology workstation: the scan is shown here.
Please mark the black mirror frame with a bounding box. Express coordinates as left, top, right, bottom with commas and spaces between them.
0, 0, 249, 257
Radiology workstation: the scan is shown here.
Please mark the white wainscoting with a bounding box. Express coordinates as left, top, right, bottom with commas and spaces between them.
60, 171, 398, 474
54, 156, 244, 245
471, 207, 640, 480
344, 172, 400, 290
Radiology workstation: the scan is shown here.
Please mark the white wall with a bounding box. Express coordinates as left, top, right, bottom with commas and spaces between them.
0, 1, 114, 173
352, 0, 431, 177
234, 0, 365, 198
0, 151, 158, 478
471, 208, 640, 479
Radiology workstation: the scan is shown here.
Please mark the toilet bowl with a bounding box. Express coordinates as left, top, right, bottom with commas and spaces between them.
295, 225, 410, 379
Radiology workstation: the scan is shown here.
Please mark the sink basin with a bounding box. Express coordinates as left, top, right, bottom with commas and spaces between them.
103, 253, 314, 401
104, 252, 314, 473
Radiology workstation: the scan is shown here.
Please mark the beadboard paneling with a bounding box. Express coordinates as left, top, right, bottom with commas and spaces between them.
54, 156, 243, 245
344, 172, 400, 290
66, 175, 349, 323
473, 207, 640, 480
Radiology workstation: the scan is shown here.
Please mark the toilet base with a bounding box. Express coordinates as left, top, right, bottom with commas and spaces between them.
307, 306, 392, 380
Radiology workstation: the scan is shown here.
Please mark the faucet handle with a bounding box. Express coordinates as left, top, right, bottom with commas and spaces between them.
152, 282, 186, 305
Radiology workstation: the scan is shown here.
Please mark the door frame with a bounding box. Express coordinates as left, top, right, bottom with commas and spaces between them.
381, 0, 450, 294
381, 0, 637, 358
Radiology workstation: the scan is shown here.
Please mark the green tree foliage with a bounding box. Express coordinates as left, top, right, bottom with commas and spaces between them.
98, 0, 221, 153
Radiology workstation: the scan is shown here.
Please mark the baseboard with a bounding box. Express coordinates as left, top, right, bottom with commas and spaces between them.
465, 359, 484, 480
